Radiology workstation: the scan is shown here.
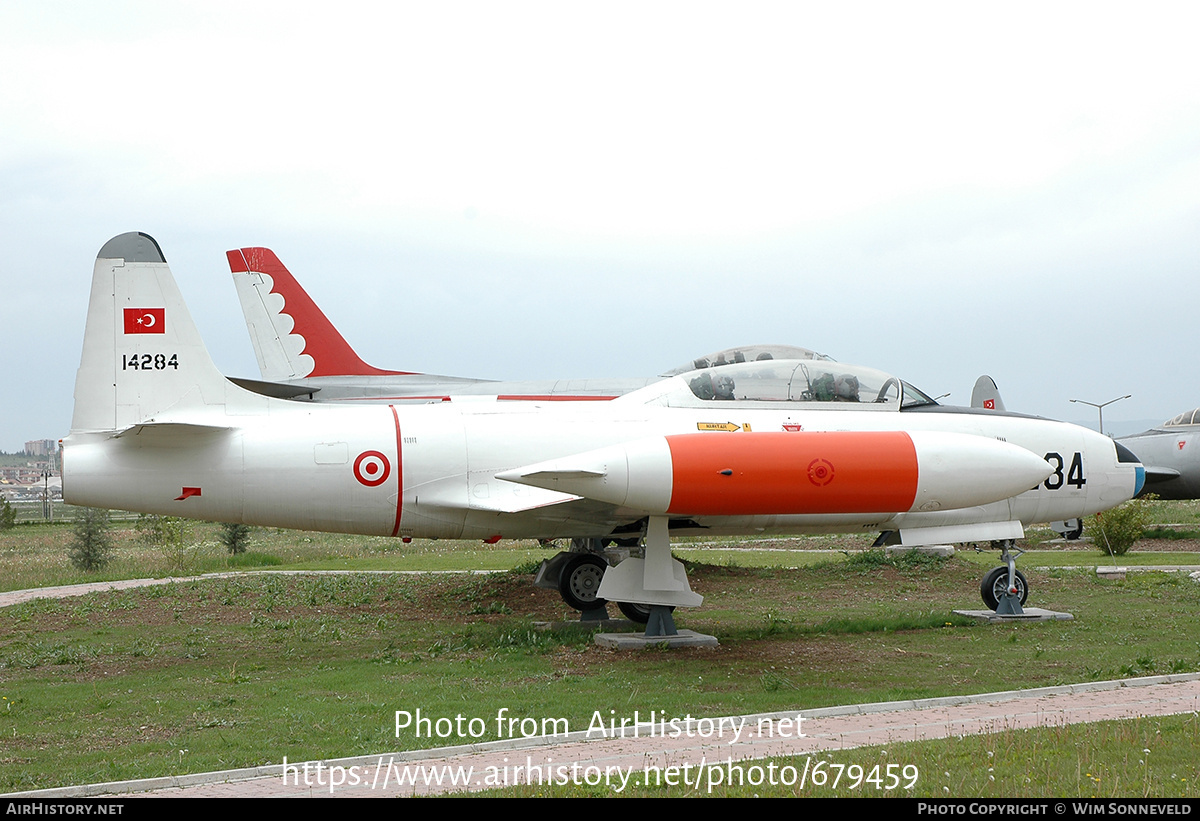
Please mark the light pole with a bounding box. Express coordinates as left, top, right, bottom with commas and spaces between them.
1069, 395, 1131, 435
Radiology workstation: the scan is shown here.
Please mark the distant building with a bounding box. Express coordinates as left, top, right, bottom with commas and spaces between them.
24, 439, 58, 457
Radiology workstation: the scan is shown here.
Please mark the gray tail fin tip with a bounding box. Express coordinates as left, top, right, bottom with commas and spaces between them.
98, 232, 166, 263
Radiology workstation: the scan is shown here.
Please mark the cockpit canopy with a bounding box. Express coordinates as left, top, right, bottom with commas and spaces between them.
660, 359, 939, 409
1163, 408, 1200, 427
661, 344, 833, 377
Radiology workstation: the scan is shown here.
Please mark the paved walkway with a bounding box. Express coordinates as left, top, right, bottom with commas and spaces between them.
10, 675, 1200, 798
0, 570, 499, 609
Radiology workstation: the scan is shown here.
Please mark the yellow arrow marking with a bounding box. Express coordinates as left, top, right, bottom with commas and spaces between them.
697, 422, 741, 432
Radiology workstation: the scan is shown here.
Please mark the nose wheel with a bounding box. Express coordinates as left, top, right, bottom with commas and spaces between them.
979, 539, 1029, 614
980, 565, 1028, 611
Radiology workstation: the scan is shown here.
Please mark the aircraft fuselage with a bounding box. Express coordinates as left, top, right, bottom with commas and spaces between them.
64, 398, 1139, 543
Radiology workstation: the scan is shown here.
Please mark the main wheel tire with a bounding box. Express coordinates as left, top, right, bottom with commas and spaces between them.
617, 601, 653, 623
617, 601, 677, 624
980, 566, 1028, 611
559, 553, 609, 611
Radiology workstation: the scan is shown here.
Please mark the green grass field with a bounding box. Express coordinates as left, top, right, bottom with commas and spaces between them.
2, 503, 1199, 796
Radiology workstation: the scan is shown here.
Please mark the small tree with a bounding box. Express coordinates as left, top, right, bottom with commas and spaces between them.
69, 507, 112, 571
135, 514, 197, 572
0, 498, 16, 530
135, 513, 172, 546
157, 516, 194, 574
1092, 496, 1156, 556
218, 522, 252, 555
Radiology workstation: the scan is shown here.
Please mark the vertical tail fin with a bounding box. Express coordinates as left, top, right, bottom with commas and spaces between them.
71, 232, 235, 433
226, 247, 408, 380
970, 375, 1007, 412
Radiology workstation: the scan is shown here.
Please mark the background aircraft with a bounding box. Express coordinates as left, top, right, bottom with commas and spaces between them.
227, 245, 830, 403
970, 376, 1198, 512
65, 234, 1144, 631
1119, 409, 1200, 500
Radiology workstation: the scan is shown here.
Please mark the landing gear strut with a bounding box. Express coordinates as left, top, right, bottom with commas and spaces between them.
535, 522, 702, 634
595, 516, 702, 636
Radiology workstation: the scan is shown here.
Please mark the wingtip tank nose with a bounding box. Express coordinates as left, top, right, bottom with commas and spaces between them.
907, 431, 1053, 511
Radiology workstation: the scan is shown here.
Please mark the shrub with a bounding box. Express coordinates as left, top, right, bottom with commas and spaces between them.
68, 507, 112, 571
134, 513, 199, 572
0, 498, 15, 530
1091, 496, 1156, 556
157, 517, 195, 574
218, 522, 252, 555
135, 513, 173, 546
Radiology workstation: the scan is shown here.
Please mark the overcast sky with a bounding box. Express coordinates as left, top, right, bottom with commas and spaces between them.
3, 1, 1199, 452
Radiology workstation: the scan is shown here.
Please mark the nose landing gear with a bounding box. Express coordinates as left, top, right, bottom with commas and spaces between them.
980, 540, 1028, 615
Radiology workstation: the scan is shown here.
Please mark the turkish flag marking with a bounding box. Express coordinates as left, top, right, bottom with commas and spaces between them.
984, 399, 995, 409
124, 308, 165, 334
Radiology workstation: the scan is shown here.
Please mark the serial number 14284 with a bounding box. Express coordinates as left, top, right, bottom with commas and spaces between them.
121, 353, 179, 370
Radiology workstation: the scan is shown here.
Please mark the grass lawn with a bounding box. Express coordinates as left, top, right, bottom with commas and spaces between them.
2, 502, 1199, 796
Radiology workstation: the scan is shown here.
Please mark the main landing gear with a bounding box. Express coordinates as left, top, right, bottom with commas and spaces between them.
1051, 518, 1084, 541
979, 539, 1028, 615
535, 518, 701, 636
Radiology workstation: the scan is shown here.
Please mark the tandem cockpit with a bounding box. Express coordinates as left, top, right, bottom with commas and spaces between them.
627, 357, 941, 410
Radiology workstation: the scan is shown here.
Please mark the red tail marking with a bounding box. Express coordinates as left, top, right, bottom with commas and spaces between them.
174, 487, 202, 501
496, 395, 617, 402
226, 247, 413, 378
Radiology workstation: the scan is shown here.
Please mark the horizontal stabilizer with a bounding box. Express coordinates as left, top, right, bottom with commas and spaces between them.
227, 376, 321, 400
1143, 466, 1182, 483
112, 422, 234, 440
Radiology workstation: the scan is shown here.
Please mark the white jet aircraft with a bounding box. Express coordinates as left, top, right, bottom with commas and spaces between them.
64, 234, 1145, 633
227, 244, 830, 403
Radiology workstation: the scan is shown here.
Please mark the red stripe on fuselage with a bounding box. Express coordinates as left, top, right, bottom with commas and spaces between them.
495, 395, 618, 402
666, 431, 919, 515
390, 405, 403, 537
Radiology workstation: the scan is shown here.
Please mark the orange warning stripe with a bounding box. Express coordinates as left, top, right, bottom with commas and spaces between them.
666, 431, 919, 515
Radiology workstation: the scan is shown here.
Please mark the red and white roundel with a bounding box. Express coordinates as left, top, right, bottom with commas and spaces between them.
354, 450, 391, 487
807, 458, 835, 487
